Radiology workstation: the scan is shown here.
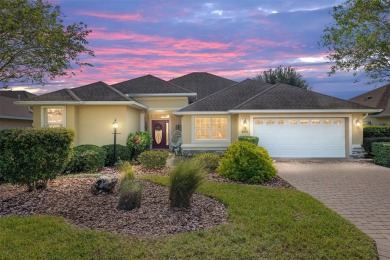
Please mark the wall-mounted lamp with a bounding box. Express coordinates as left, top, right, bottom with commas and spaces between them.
241, 118, 249, 133
353, 118, 362, 128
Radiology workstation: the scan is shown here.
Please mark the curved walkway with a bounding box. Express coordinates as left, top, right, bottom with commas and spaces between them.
276, 160, 390, 259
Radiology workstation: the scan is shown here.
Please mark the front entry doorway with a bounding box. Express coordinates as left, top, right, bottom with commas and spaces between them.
152, 120, 169, 149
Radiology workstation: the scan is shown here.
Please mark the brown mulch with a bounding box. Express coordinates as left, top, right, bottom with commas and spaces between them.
0, 165, 293, 237
0, 178, 227, 237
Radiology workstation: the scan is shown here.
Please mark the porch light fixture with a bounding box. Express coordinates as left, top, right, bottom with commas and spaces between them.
241, 118, 249, 133
112, 118, 119, 163
353, 118, 362, 128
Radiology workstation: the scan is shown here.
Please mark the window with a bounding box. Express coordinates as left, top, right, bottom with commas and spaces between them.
43, 107, 65, 127
334, 119, 343, 125
266, 119, 274, 125
254, 119, 263, 125
300, 119, 309, 124
289, 119, 297, 125
195, 117, 228, 140
323, 119, 331, 125
311, 119, 320, 125
278, 119, 285, 125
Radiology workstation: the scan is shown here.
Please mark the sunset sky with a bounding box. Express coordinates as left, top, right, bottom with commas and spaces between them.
10, 0, 383, 99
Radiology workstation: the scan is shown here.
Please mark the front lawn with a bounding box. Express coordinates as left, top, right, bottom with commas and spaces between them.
0, 176, 377, 259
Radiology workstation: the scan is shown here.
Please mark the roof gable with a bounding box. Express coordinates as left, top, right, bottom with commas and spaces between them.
349, 84, 390, 115
112, 75, 193, 96
169, 72, 236, 100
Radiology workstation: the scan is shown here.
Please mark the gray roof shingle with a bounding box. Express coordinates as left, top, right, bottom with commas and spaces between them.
23, 81, 134, 102
178, 79, 272, 112
0, 90, 36, 100
112, 75, 193, 95
169, 72, 237, 100
349, 84, 390, 115
178, 79, 374, 112
0, 96, 33, 119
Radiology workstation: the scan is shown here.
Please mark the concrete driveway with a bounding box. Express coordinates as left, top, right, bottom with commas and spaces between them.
276, 160, 390, 259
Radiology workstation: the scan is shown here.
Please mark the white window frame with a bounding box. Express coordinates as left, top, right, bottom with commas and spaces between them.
41, 106, 66, 128
192, 116, 230, 142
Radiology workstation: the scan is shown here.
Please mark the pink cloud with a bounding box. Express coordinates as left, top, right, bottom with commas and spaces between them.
78, 11, 144, 22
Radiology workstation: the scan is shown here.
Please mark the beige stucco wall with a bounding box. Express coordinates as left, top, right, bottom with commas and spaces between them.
133, 97, 188, 109
0, 118, 33, 129
365, 116, 390, 126
31, 105, 141, 146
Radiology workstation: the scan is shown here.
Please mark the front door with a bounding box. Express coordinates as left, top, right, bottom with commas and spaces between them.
152, 120, 169, 149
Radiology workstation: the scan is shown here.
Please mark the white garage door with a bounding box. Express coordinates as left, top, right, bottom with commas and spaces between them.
252, 118, 345, 158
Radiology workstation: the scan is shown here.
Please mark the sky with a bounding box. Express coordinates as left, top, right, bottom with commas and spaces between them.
9, 0, 385, 99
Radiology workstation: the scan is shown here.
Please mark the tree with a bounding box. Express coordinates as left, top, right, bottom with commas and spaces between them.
254, 66, 311, 90
320, 0, 390, 84
0, 0, 94, 87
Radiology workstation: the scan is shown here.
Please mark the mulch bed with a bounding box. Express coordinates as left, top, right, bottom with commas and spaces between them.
0, 166, 293, 237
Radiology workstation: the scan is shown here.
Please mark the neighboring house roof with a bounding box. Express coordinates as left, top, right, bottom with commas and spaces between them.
0, 90, 36, 100
176, 79, 379, 114
169, 72, 237, 100
16, 81, 148, 109
112, 75, 196, 97
349, 84, 390, 117
0, 96, 33, 120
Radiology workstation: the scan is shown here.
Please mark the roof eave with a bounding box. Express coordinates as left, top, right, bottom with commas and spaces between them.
14, 100, 149, 109
173, 111, 229, 115
228, 109, 383, 113
0, 115, 33, 120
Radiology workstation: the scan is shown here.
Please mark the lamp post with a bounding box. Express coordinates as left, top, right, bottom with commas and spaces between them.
112, 118, 119, 164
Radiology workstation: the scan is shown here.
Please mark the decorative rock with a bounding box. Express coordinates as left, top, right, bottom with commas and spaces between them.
91, 176, 118, 195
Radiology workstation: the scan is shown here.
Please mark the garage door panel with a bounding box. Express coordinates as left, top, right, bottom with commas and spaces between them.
252, 117, 345, 158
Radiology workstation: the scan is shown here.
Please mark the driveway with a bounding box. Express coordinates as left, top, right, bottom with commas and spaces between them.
276, 160, 390, 259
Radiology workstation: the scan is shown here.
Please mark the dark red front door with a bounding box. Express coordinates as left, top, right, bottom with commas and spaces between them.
152, 120, 169, 149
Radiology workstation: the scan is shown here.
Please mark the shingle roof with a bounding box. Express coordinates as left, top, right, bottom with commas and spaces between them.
0, 96, 33, 119
24, 81, 134, 102
235, 82, 372, 110
169, 72, 237, 100
349, 84, 390, 116
112, 75, 193, 96
177, 79, 374, 112
0, 90, 36, 100
178, 79, 273, 112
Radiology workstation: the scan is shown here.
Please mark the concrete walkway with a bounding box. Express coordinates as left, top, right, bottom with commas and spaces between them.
276, 160, 390, 259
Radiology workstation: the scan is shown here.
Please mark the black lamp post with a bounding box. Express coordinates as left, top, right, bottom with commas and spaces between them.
112, 118, 119, 164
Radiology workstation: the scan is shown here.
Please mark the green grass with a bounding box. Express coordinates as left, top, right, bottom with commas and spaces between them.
0, 176, 377, 259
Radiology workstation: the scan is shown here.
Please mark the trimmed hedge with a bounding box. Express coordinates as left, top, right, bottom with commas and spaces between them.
138, 150, 169, 168
0, 128, 74, 190
193, 152, 220, 172
218, 141, 277, 184
372, 142, 390, 167
126, 131, 153, 159
101, 144, 131, 166
363, 126, 390, 138
362, 137, 390, 155
65, 145, 106, 173
238, 136, 259, 145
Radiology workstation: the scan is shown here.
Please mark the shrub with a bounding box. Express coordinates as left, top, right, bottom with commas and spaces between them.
193, 152, 220, 172
217, 141, 277, 184
65, 144, 106, 173
363, 126, 390, 138
118, 161, 135, 181
169, 160, 204, 208
0, 128, 74, 191
101, 144, 131, 166
372, 143, 390, 167
362, 137, 390, 155
238, 136, 259, 145
117, 179, 142, 210
126, 131, 153, 159
138, 150, 169, 168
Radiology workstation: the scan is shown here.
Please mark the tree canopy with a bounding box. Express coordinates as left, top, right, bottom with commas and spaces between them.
254, 66, 311, 90
0, 0, 94, 87
320, 0, 390, 84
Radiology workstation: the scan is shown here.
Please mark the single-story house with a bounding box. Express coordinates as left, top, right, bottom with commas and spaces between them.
349, 84, 390, 126
0, 90, 36, 129
15, 72, 381, 158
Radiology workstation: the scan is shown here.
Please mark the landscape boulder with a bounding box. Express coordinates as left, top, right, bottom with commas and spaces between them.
91, 176, 118, 195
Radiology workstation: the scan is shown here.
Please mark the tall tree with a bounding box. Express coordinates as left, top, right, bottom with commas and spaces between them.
0, 0, 94, 88
254, 66, 311, 90
320, 0, 390, 84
